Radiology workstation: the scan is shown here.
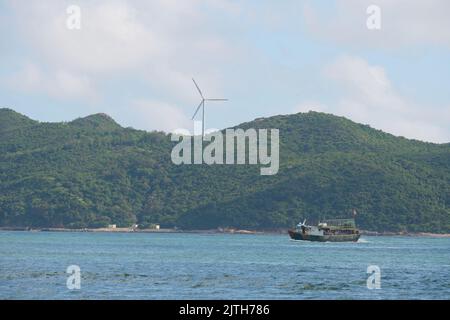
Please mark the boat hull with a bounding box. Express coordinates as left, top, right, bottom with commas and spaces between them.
288, 230, 360, 242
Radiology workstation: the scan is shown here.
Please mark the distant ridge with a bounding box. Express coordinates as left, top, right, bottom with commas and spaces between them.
69, 113, 122, 131
0, 108, 37, 132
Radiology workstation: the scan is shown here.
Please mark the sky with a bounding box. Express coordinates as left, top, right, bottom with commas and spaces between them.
1, 0, 449, 143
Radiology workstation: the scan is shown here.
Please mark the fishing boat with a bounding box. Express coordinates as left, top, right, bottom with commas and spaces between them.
288, 218, 360, 242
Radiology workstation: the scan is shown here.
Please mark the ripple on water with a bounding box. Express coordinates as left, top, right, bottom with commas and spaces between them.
1, 232, 450, 299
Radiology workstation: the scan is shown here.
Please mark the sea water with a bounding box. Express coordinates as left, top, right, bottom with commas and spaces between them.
0, 231, 449, 299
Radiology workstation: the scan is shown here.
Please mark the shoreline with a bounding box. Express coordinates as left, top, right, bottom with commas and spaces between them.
0, 227, 450, 237
0, 227, 266, 235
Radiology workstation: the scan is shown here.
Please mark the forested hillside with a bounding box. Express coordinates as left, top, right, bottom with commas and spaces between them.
1, 108, 449, 232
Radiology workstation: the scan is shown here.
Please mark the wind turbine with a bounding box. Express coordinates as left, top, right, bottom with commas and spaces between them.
191, 78, 227, 138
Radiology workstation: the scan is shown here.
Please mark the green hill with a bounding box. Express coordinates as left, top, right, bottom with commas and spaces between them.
69, 113, 122, 131
0, 108, 449, 232
0, 108, 37, 133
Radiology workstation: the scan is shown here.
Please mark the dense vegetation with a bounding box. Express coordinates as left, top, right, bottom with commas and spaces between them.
1, 108, 449, 232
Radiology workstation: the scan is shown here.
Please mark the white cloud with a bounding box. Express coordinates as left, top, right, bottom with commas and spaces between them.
6, 0, 237, 101
303, 0, 450, 48
124, 99, 191, 133
7, 62, 96, 100
295, 55, 450, 143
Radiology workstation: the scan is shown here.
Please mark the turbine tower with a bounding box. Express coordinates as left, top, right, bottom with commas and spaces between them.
191, 78, 227, 138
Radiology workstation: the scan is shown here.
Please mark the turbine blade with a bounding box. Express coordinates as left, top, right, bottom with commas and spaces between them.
205, 99, 228, 101
191, 101, 203, 119
192, 78, 204, 99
